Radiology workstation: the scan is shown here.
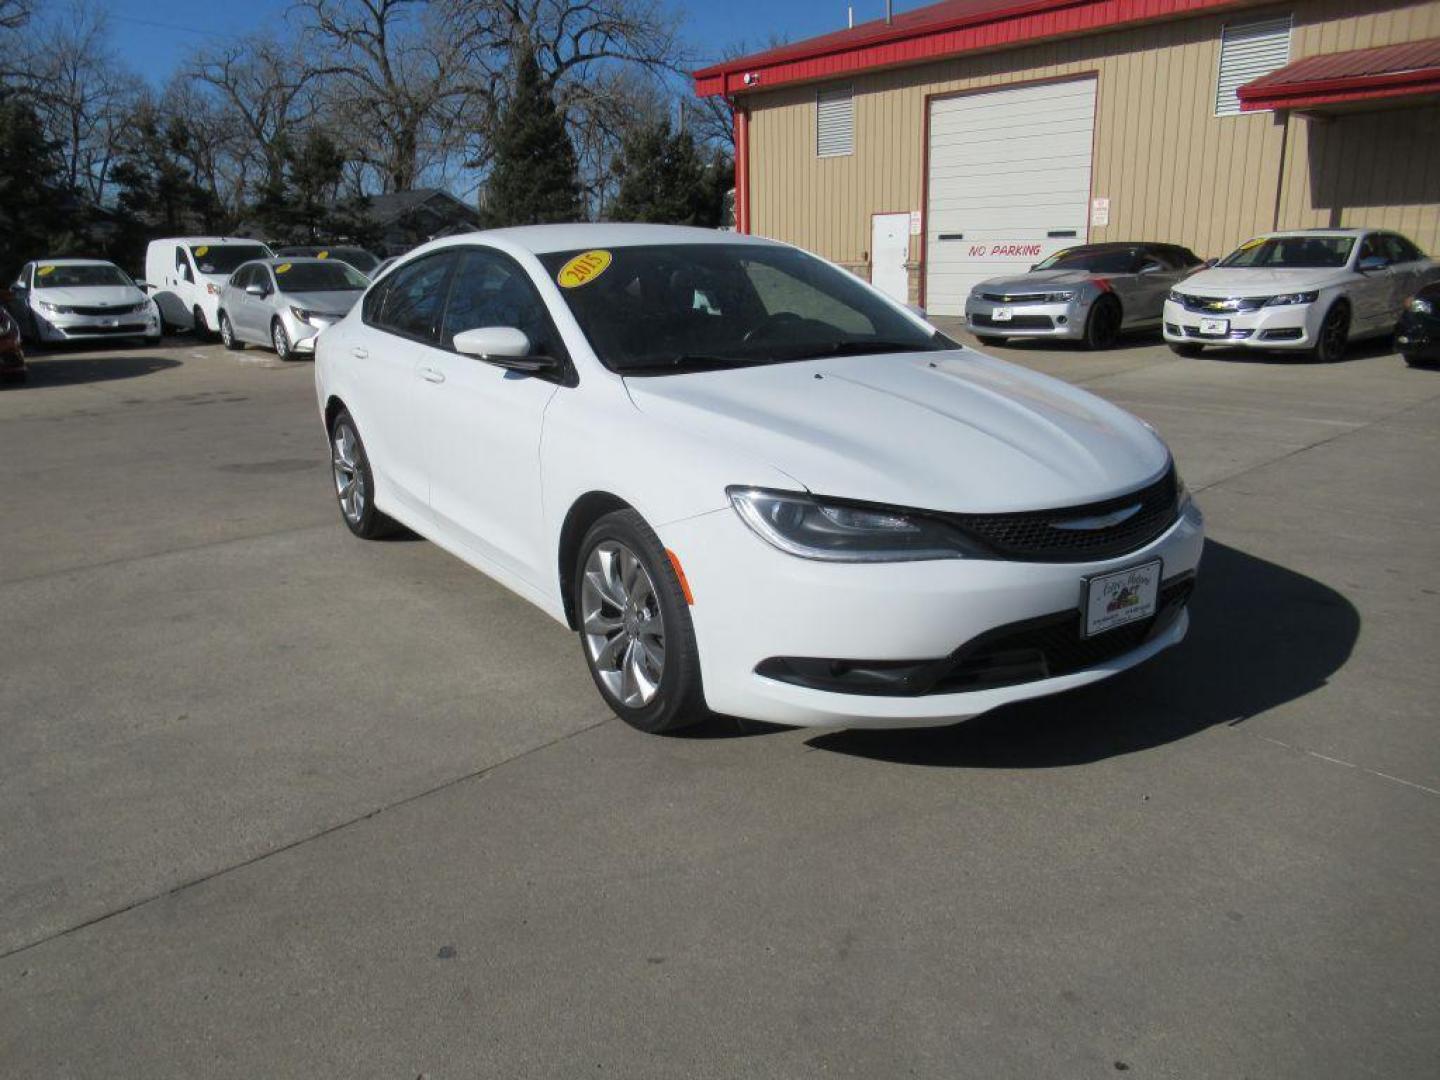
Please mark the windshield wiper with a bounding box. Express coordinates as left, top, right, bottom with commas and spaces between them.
791, 339, 932, 360
623, 354, 753, 375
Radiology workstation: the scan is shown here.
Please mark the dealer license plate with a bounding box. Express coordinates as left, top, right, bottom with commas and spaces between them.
1083, 560, 1162, 638
991, 307, 1013, 322
1198, 317, 1229, 337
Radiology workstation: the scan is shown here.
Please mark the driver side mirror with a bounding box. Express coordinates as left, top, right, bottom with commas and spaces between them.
1358, 255, 1390, 273
11, 283, 27, 294
453, 327, 560, 374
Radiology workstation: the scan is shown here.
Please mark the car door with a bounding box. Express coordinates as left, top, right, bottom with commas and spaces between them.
247, 266, 279, 342
420, 246, 567, 586
1350, 234, 1400, 334
355, 251, 460, 516
1381, 234, 1431, 307
1125, 248, 1182, 327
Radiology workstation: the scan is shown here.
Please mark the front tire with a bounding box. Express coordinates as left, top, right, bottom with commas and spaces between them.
1310, 303, 1350, 363
329, 409, 398, 539
219, 311, 243, 351
1083, 295, 1122, 350
271, 319, 293, 361
575, 510, 706, 734
191, 305, 214, 342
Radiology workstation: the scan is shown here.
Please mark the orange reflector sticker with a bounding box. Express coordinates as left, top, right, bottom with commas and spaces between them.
665, 549, 694, 605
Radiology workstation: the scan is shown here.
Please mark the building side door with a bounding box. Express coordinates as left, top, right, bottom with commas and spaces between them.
870, 213, 911, 305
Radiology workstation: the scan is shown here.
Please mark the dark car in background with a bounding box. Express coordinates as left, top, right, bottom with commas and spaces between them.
272, 245, 381, 276
1396, 281, 1440, 368
966, 242, 1207, 350
0, 299, 27, 383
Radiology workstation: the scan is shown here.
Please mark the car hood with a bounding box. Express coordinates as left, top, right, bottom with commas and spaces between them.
624, 350, 1170, 513
278, 290, 361, 316
977, 269, 1105, 291
33, 285, 147, 307
1177, 266, 1351, 295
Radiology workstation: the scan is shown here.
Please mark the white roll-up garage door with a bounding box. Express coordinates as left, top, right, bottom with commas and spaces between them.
924, 77, 1097, 317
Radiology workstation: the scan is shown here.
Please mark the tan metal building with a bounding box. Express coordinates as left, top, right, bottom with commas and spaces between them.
694, 0, 1440, 315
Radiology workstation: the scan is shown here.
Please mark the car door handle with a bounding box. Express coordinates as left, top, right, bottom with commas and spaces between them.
351, 347, 368, 359
418, 365, 445, 384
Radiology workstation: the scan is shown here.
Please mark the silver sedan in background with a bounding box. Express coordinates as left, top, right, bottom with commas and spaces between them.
217, 258, 368, 360
966, 243, 1206, 350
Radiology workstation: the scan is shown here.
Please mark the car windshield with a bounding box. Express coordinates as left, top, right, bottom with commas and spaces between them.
34, 263, 132, 289
1219, 236, 1355, 269
324, 248, 379, 273
191, 245, 271, 275
1032, 248, 1143, 273
273, 261, 369, 292
537, 244, 949, 375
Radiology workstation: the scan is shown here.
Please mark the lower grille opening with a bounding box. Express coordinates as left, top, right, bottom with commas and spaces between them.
970, 313, 1054, 330
756, 574, 1195, 697
1260, 328, 1303, 341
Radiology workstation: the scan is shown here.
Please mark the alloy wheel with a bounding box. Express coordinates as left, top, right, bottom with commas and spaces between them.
220, 314, 233, 347
331, 421, 366, 524
273, 322, 290, 358
580, 540, 666, 708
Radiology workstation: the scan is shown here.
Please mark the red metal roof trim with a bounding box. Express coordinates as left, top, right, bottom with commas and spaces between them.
693, 0, 1259, 97
1238, 36, 1440, 111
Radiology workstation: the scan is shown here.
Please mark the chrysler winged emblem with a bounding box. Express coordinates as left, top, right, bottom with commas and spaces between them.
1052, 503, 1142, 531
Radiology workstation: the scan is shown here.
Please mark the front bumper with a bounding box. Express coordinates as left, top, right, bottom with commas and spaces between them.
282, 312, 339, 354
1162, 299, 1318, 350
1396, 310, 1440, 359
37, 309, 161, 342
658, 499, 1205, 729
964, 295, 1088, 339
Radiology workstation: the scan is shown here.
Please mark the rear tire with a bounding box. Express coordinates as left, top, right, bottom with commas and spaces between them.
219, 311, 243, 351
1169, 342, 1204, 358
1083, 296, 1122, 350
575, 510, 707, 734
329, 409, 399, 540
1309, 303, 1349, 363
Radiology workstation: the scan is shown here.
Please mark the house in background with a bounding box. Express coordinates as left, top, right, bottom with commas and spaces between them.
360, 189, 484, 255
695, 0, 1440, 315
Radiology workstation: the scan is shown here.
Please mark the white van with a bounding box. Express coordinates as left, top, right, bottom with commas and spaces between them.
145, 237, 274, 337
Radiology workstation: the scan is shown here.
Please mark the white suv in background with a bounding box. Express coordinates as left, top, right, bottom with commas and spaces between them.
1162, 229, 1436, 363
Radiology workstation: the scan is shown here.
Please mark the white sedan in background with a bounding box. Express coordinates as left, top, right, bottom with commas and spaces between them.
315, 225, 1203, 734
1163, 228, 1436, 362
7, 259, 161, 346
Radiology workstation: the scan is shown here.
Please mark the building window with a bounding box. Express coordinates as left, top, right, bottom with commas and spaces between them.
1215, 14, 1292, 116
817, 86, 854, 157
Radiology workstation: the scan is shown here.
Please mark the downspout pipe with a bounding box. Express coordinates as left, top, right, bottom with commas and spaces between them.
733, 101, 751, 234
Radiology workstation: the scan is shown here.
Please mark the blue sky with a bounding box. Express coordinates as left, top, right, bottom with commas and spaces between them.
101, 0, 901, 84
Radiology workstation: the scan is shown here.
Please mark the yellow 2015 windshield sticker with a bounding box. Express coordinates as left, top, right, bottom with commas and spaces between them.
317, 250, 329, 259
1237, 237, 1265, 251
37, 265, 56, 276
557, 250, 612, 289
275, 263, 293, 274
194, 245, 210, 257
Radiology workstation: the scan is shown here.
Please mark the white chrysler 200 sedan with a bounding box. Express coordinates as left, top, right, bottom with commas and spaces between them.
315, 225, 1204, 734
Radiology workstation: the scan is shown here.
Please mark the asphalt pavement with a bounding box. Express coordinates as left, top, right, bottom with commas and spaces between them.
1, 326, 1437, 1078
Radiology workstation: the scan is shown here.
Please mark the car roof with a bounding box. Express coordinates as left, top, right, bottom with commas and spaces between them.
152, 236, 268, 245
1259, 228, 1374, 239
427, 224, 781, 256
245, 257, 341, 268
31, 257, 122, 266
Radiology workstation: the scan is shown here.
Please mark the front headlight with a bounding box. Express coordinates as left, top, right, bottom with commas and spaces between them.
728, 487, 981, 562
1264, 291, 1318, 307
39, 300, 74, 314
1037, 291, 1076, 303
1407, 296, 1434, 314
291, 306, 317, 326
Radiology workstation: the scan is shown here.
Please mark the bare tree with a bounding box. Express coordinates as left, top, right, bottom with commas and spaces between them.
191, 34, 334, 201
0, 0, 30, 32
295, 0, 477, 193
19, 3, 143, 200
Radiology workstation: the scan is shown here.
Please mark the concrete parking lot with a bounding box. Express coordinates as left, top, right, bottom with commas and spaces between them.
2, 326, 1438, 1078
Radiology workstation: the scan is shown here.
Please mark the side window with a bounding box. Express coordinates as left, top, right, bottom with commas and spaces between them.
1382, 234, 1422, 265
18, 263, 32, 289
232, 267, 252, 289
1136, 248, 1170, 272
175, 248, 194, 284
1357, 235, 1383, 265
372, 253, 455, 343
440, 248, 567, 360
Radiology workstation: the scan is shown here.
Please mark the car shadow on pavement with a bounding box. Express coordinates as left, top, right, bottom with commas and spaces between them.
1193, 336, 1396, 365
14, 352, 182, 387
802, 540, 1359, 768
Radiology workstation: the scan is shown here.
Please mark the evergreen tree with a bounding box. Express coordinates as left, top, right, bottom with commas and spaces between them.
111, 105, 225, 239
0, 90, 68, 280
608, 118, 730, 228
480, 49, 581, 227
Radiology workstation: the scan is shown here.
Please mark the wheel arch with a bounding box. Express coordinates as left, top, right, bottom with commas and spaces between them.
557, 491, 635, 630
323, 394, 348, 435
